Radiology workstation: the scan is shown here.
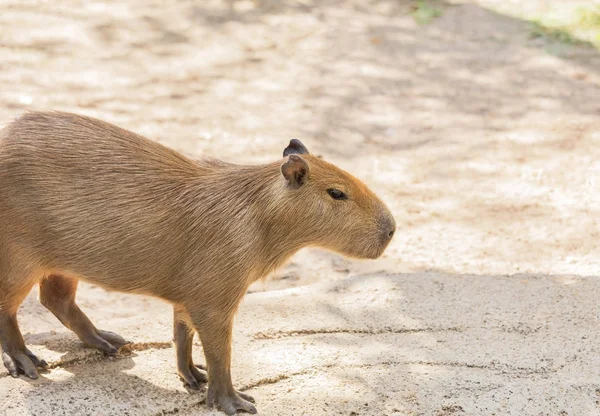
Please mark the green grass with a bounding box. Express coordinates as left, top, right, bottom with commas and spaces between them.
412, 0, 443, 25
577, 5, 600, 29
528, 5, 600, 47
529, 21, 581, 45
576, 5, 600, 46
476, 1, 600, 49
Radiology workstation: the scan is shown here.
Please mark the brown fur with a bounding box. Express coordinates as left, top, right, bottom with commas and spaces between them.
0, 112, 395, 414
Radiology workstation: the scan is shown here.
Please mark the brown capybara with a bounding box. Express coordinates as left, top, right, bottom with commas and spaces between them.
0, 112, 395, 415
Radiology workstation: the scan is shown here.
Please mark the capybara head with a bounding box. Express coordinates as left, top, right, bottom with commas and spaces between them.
279, 139, 395, 259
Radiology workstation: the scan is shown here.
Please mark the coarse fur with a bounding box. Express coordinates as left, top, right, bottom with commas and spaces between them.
0, 112, 395, 415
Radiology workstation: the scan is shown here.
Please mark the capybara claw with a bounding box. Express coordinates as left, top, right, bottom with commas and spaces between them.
81, 328, 131, 355
96, 330, 131, 350
237, 391, 255, 403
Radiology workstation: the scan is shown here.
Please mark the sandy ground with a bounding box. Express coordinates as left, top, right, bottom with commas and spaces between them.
1, 0, 600, 415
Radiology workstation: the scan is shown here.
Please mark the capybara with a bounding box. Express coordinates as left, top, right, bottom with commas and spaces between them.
0, 112, 395, 414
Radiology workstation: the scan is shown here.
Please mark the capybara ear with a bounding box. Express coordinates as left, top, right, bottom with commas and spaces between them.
283, 139, 309, 157
281, 154, 309, 189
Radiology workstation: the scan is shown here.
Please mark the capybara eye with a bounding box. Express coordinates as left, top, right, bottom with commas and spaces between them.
327, 188, 347, 200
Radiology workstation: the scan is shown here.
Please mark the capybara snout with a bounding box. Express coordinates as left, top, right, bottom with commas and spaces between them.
379, 210, 396, 247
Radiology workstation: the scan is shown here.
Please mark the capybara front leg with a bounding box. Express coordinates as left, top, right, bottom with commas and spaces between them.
189, 308, 256, 415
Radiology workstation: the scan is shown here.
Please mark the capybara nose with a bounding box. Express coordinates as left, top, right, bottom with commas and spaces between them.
381, 215, 396, 242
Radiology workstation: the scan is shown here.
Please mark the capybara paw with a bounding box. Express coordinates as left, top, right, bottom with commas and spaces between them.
96, 330, 131, 350
178, 363, 208, 389
2, 348, 47, 379
207, 386, 257, 415
82, 329, 130, 355
237, 391, 255, 403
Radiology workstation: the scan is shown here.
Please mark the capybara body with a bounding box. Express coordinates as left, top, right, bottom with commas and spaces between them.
0, 112, 395, 415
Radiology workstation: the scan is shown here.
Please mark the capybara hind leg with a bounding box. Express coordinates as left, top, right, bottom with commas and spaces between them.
173, 305, 207, 389
39, 275, 130, 354
190, 308, 256, 415
0, 314, 48, 378
0, 282, 48, 379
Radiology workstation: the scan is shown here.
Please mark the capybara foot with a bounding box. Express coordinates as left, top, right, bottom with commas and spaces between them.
96, 330, 131, 350
2, 347, 48, 379
237, 391, 255, 403
207, 386, 257, 415
82, 329, 131, 355
179, 364, 208, 389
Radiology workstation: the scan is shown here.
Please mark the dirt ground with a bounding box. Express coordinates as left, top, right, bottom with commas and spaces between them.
1, 1, 600, 415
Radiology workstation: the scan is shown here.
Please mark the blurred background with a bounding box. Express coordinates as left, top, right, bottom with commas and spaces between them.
1, 1, 600, 415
